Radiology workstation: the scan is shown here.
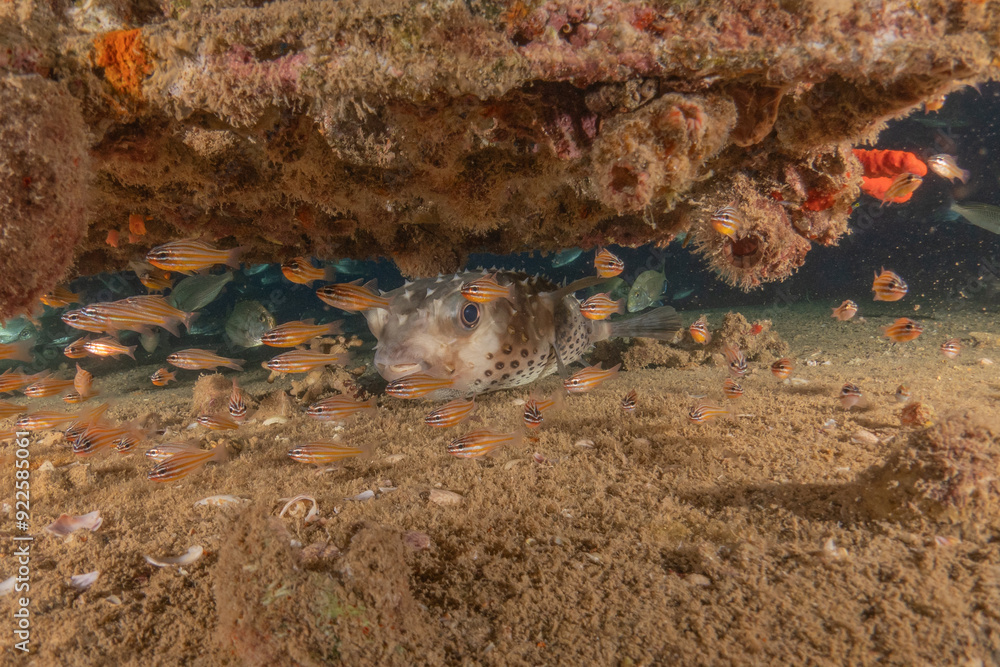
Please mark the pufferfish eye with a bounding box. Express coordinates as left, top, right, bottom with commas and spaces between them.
460, 302, 480, 329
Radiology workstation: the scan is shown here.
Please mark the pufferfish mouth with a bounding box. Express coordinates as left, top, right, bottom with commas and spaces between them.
722, 234, 763, 269
387, 362, 422, 375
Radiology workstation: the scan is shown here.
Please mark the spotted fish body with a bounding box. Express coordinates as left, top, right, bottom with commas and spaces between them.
363, 271, 682, 400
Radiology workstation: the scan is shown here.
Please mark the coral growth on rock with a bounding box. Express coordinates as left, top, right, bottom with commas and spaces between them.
0, 0, 998, 315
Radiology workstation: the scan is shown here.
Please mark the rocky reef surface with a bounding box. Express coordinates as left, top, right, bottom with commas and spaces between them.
1, 0, 999, 317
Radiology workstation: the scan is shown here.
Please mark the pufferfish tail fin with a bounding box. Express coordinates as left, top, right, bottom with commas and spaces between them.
609, 305, 682, 341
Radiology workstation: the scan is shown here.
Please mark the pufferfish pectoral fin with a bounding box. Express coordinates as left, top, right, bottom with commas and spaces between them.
361, 307, 389, 340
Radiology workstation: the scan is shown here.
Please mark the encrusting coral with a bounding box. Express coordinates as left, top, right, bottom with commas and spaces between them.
0, 0, 999, 316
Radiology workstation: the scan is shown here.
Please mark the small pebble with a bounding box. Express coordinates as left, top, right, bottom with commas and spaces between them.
427, 489, 463, 506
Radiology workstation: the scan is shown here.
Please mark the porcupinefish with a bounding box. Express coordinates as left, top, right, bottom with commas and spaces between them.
362, 271, 682, 400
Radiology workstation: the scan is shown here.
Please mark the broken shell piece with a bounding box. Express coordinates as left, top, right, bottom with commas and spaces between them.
261, 416, 289, 426
104, 595, 122, 605
69, 570, 100, 590
194, 495, 246, 507
0, 576, 15, 596
38, 460, 56, 472
144, 545, 204, 568
427, 489, 463, 506
686, 574, 712, 587
850, 429, 880, 446
821, 537, 849, 561
346, 490, 374, 502
979, 358, 994, 366
278, 494, 320, 523
45, 510, 102, 536
574, 439, 595, 448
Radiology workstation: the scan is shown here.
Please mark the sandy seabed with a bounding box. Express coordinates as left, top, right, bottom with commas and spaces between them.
0, 303, 998, 666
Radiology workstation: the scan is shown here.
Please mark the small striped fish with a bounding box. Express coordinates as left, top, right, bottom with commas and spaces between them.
839, 383, 864, 410
197, 413, 240, 430
263, 349, 349, 374
229, 380, 248, 422
872, 269, 908, 302
620, 390, 638, 413
386, 373, 455, 399
0, 369, 47, 394
62, 391, 86, 404
150, 368, 176, 386
63, 336, 91, 359
460, 274, 515, 304
831, 300, 858, 321
74, 364, 95, 399
710, 205, 742, 237
722, 378, 743, 399
24, 378, 75, 398
564, 363, 621, 394
689, 316, 711, 344
146, 239, 243, 274
881, 317, 923, 343
61, 309, 109, 334
424, 396, 476, 428
0, 401, 25, 420
446, 430, 521, 458
84, 337, 136, 359
770, 358, 794, 380
580, 293, 625, 320
723, 342, 747, 378
139, 272, 173, 292
594, 248, 624, 278
17, 402, 109, 432
167, 349, 244, 371
73, 422, 144, 457
147, 445, 227, 482
287, 440, 369, 465
145, 441, 200, 461
687, 399, 731, 424
40, 286, 79, 308
307, 395, 377, 421
0, 341, 34, 363
261, 320, 343, 347
940, 338, 961, 359
880, 172, 922, 206
281, 257, 335, 285
315, 279, 390, 312
895, 384, 911, 404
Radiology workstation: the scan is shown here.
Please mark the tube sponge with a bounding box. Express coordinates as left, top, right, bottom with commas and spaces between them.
0, 74, 90, 317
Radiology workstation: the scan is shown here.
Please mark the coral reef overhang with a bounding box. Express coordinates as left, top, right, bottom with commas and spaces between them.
1, 0, 999, 317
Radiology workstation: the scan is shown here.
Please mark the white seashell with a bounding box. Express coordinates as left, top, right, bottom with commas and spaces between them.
378, 486, 397, 493
186, 422, 198, 430
574, 439, 595, 448
346, 490, 374, 502
104, 595, 122, 605
278, 494, 320, 523
850, 429, 880, 446
194, 495, 246, 507
686, 574, 712, 587
45, 510, 102, 536
427, 489, 463, 506
38, 461, 56, 472
144, 545, 204, 568
0, 576, 15, 596
979, 358, 994, 366
821, 419, 837, 432
262, 416, 289, 426
69, 570, 100, 590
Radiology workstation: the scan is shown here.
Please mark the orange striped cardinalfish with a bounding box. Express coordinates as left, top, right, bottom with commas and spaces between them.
0, 341, 34, 363
580, 293, 625, 320
281, 257, 335, 285
770, 358, 794, 380
75, 364, 97, 401
91, 295, 195, 337
620, 389, 637, 413
229, 380, 248, 422
147, 444, 227, 482
150, 368, 176, 386
307, 395, 377, 422
839, 383, 864, 410
460, 273, 515, 304
139, 272, 173, 292
447, 429, 522, 458
689, 315, 711, 344
0, 368, 48, 394
145, 441, 198, 461
64, 336, 91, 359
831, 300, 858, 321
924, 93, 946, 112
872, 269, 908, 302
722, 342, 747, 378
722, 378, 743, 399
882, 317, 923, 343
564, 363, 621, 394
24, 377, 75, 399
522, 392, 563, 429
16, 402, 109, 432
39, 286, 79, 308
288, 439, 370, 465
940, 338, 961, 359
84, 337, 136, 359
594, 248, 624, 278
60, 309, 108, 334
687, 399, 731, 424
197, 413, 240, 430
424, 396, 476, 427
167, 349, 244, 371
72, 421, 146, 457
894, 384, 911, 404
927, 154, 969, 184
0, 400, 25, 419
261, 320, 343, 347
880, 172, 922, 206
386, 373, 455, 399
146, 239, 243, 275
263, 349, 349, 374
710, 205, 742, 237
316, 279, 390, 312
62, 391, 86, 404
